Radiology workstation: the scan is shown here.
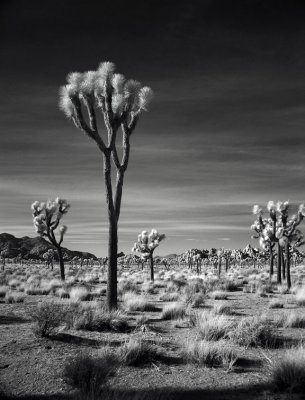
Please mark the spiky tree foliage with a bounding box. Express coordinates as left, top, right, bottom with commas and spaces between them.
252, 201, 305, 288
59, 62, 153, 309
31, 198, 70, 280
132, 229, 165, 281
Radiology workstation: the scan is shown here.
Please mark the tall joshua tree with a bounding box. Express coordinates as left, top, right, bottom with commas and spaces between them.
59, 62, 153, 309
31, 198, 70, 280
132, 229, 165, 281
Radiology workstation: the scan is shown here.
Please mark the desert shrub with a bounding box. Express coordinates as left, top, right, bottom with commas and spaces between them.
123, 292, 158, 312
182, 339, 238, 368
142, 282, 158, 295
74, 308, 129, 332
5, 292, 25, 303
160, 292, 179, 302
296, 287, 305, 306
161, 303, 186, 320
190, 293, 205, 308
220, 280, 239, 292
269, 299, 284, 309
0, 285, 8, 298
272, 346, 305, 393
171, 278, 187, 289
191, 311, 234, 341
69, 287, 91, 302
209, 291, 228, 300
31, 301, 67, 337
121, 338, 158, 366
213, 303, 233, 315
229, 316, 278, 348
63, 350, 119, 397
118, 279, 139, 295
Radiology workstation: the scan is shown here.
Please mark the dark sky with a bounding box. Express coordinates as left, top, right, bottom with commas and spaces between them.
1, 0, 305, 256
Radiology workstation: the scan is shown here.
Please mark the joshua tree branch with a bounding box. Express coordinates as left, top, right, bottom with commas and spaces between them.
114, 170, 124, 221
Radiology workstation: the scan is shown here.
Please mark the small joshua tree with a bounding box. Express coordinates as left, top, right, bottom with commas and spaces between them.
43, 249, 55, 270
132, 229, 165, 281
31, 198, 70, 280
59, 62, 153, 309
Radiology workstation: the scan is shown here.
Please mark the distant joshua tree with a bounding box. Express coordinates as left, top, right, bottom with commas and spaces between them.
43, 248, 55, 270
59, 62, 153, 309
31, 198, 70, 280
132, 230, 165, 281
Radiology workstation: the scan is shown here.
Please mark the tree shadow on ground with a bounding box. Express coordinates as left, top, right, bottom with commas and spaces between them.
0, 314, 30, 325
0, 382, 279, 400
50, 332, 124, 347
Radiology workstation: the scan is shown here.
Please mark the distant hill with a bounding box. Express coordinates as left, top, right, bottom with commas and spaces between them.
0, 233, 97, 261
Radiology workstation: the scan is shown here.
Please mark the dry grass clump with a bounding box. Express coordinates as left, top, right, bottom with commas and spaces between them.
69, 286, 91, 302
160, 292, 180, 302
74, 307, 129, 332
123, 292, 158, 312
5, 291, 25, 303
269, 299, 284, 309
191, 311, 234, 341
182, 339, 238, 368
272, 346, 305, 393
118, 279, 139, 295
229, 316, 278, 348
161, 303, 186, 320
276, 312, 305, 328
277, 285, 289, 294
209, 291, 228, 300
24, 285, 50, 295
295, 287, 305, 306
63, 350, 119, 397
8, 278, 21, 289
121, 338, 158, 366
189, 293, 205, 308
31, 301, 67, 337
213, 302, 233, 315
0, 285, 8, 298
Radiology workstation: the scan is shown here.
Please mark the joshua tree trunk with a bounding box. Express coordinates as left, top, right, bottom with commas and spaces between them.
104, 153, 119, 310
281, 249, 286, 280
285, 243, 291, 289
149, 254, 154, 281
218, 258, 221, 276
277, 243, 282, 284
225, 258, 229, 272
269, 246, 274, 281
56, 246, 65, 281
107, 219, 118, 309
